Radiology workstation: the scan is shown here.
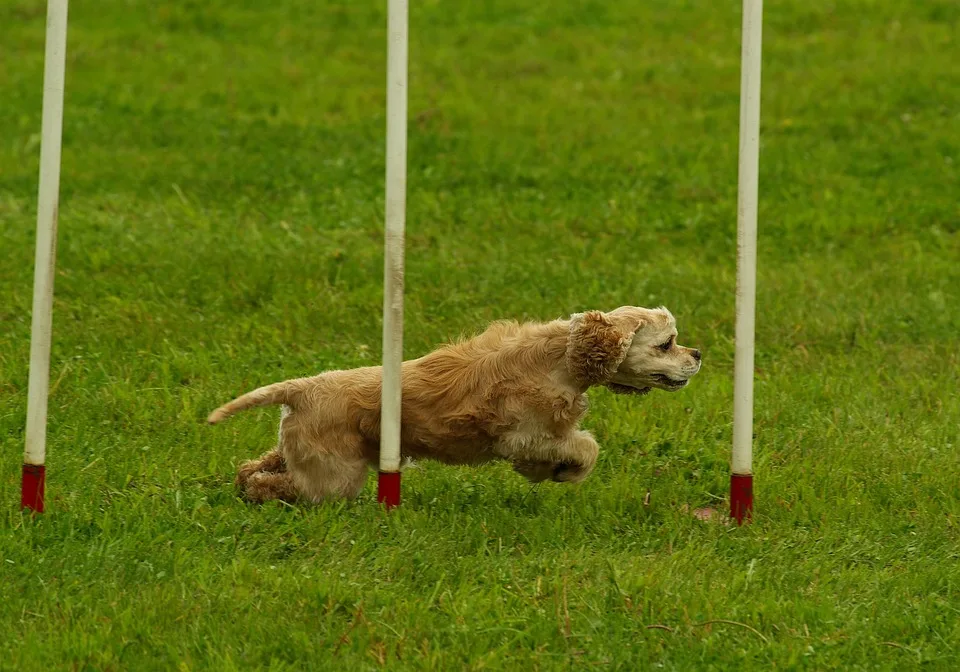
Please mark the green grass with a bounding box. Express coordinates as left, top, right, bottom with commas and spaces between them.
2, 0, 959, 668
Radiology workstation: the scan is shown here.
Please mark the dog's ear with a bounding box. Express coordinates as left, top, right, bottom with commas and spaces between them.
566, 309, 645, 387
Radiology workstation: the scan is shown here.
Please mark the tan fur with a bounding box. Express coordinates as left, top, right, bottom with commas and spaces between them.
211, 306, 701, 504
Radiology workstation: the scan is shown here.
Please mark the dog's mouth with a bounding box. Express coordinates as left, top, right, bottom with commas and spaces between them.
606, 383, 651, 396
606, 375, 690, 395
651, 374, 688, 390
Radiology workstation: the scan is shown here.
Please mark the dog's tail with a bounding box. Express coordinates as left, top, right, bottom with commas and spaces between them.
207, 380, 303, 425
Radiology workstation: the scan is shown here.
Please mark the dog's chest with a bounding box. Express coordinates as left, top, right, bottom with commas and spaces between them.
504, 391, 587, 442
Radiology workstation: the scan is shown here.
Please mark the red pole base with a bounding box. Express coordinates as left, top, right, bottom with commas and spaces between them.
377, 471, 401, 510
730, 472, 752, 525
21, 464, 46, 513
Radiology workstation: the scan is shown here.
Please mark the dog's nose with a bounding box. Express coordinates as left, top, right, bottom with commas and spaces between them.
691, 349, 702, 362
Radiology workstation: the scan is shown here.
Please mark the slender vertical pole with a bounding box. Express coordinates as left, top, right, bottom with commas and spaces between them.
378, 0, 408, 509
732, 0, 763, 524
23, 0, 70, 514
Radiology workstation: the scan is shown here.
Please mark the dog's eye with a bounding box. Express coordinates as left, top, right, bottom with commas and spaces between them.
657, 339, 672, 351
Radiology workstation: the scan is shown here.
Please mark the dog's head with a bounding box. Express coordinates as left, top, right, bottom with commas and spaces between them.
566, 306, 701, 395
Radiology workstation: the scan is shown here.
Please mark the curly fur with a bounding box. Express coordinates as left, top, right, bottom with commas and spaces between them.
209, 306, 701, 504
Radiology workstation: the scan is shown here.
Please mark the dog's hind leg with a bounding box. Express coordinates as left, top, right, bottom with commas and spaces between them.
281, 433, 370, 503
242, 470, 299, 504
289, 454, 369, 503
240, 454, 368, 505
235, 448, 286, 489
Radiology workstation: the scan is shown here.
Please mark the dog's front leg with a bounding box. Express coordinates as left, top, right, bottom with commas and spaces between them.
551, 430, 600, 482
510, 430, 599, 484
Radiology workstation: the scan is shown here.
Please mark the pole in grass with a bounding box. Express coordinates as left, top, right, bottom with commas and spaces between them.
378, 0, 408, 509
22, 0, 70, 514
731, 0, 763, 524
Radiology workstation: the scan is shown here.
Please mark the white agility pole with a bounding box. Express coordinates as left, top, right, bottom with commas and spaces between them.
731, 0, 763, 524
378, 0, 408, 508
22, 0, 70, 514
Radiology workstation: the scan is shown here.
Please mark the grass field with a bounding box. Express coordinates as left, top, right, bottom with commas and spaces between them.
2, 0, 959, 668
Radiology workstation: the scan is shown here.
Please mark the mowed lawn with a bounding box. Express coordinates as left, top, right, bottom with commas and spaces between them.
2, 0, 959, 669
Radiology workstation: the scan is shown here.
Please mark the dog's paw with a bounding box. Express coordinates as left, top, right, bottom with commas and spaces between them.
512, 461, 556, 483
240, 471, 272, 503
513, 460, 593, 484
234, 460, 261, 488
551, 461, 593, 484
